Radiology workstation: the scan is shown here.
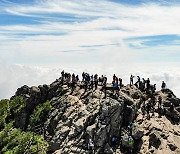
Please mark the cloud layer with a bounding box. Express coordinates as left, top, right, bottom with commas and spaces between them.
0, 0, 180, 99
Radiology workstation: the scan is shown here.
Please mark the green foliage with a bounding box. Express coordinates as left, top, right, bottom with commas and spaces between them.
0, 99, 10, 127
29, 100, 54, 129
0, 122, 48, 154
9, 96, 26, 114
0, 96, 26, 129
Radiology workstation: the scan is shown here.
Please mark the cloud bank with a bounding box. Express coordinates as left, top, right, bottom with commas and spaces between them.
0, 0, 180, 99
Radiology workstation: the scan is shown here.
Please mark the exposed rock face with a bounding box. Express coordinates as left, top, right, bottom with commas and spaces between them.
11, 79, 180, 154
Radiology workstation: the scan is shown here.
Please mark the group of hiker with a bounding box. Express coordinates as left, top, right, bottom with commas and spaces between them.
59, 70, 170, 153
60, 70, 168, 118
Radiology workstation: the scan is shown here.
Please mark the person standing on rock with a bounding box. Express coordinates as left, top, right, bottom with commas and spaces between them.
82, 72, 85, 82
119, 78, 122, 89
61, 70, 64, 84
94, 74, 98, 90
67, 73, 71, 87
158, 96, 162, 109
90, 75, 94, 90
128, 135, 134, 153
130, 74, 134, 87
113, 74, 116, 84
146, 78, 150, 90
142, 78, 146, 91
71, 73, 76, 91
135, 76, 141, 88
146, 102, 151, 119
76, 75, 79, 82
161, 81, 166, 89
103, 76, 107, 88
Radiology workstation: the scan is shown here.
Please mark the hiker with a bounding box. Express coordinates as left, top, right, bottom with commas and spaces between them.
71, 73, 76, 90
127, 122, 133, 135
88, 138, 95, 153
98, 114, 106, 125
113, 74, 116, 84
67, 73, 71, 87
76, 75, 79, 82
82, 72, 85, 82
61, 70, 64, 84
142, 78, 146, 91
158, 96, 162, 109
146, 102, 151, 119
94, 74, 98, 90
102, 76, 107, 88
119, 78, 122, 89
161, 81, 166, 89
135, 76, 141, 88
99, 75, 104, 85
128, 135, 134, 153
146, 78, 150, 90
90, 75, 94, 90
130, 75, 134, 87
152, 84, 156, 94
111, 136, 117, 149
170, 102, 174, 112
113, 78, 119, 96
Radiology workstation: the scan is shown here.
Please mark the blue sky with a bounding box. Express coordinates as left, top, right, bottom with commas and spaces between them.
0, 0, 180, 99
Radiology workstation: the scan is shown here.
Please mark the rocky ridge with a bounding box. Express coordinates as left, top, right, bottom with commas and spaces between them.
10, 78, 180, 153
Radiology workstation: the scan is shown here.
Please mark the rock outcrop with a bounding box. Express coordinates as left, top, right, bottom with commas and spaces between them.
9, 79, 180, 154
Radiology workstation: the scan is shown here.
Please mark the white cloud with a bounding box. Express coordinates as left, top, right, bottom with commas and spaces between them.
0, 0, 180, 99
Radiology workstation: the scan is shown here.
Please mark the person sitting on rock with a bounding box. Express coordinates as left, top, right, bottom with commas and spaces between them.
161, 81, 166, 89
130, 74, 134, 87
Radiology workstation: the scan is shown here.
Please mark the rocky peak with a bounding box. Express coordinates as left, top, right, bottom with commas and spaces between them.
4, 77, 180, 154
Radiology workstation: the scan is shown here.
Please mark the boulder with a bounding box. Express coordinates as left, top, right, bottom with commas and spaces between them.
132, 123, 144, 139
149, 131, 161, 149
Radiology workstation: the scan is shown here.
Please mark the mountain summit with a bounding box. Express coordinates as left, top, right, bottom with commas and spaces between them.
0, 76, 180, 154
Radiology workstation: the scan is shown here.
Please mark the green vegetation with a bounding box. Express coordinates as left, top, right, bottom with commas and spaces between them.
28, 100, 54, 130
0, 99, 9, 128
0, 122, 48, 154
0, 97, 50, 154
0, 96, 26, 129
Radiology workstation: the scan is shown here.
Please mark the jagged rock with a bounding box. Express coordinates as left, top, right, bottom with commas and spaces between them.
14, 108, 28, 129
121, 133, 133, 148
132, 123, 144, 139
15, 85, 30, 96
86, 123, 97, 138
123, 105, 135, 125
6, 78, 180, 154
104, 143, 113, 154
149, 131, 161, 149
